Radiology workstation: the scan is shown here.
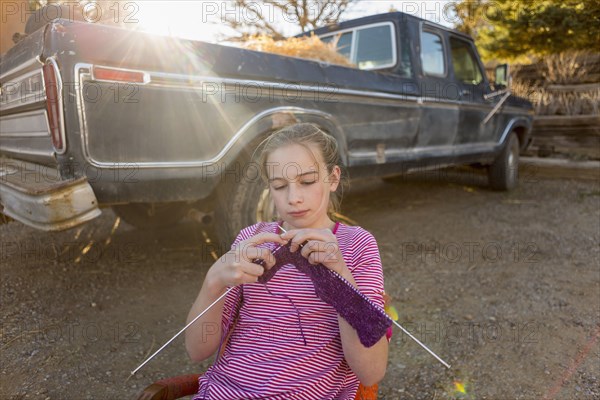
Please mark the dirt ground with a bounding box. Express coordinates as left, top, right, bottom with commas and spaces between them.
1, 171, 599, 400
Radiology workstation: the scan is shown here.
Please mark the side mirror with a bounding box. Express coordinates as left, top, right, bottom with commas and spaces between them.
494, 64, 511, 90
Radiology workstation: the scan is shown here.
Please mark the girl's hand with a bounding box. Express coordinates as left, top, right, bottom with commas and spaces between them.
207, 232, 287, 290
280, 228, 345, 274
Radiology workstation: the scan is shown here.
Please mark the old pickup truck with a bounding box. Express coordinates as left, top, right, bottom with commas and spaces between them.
0, 11, 533, 245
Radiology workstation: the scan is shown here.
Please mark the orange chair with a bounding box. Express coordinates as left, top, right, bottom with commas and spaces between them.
136, 374, 378, 400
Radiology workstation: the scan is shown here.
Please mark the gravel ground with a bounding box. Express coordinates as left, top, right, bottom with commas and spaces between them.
1, 173, 599, 399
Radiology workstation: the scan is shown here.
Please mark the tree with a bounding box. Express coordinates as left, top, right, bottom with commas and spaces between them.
29, 0, 44, 9
452, 0, 600, 61
451, 0, 490, 37
223, 0, 355, 40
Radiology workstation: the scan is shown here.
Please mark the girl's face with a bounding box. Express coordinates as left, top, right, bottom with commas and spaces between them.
266, 143, 340, 230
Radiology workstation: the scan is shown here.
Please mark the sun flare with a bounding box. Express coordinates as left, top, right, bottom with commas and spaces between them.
135, 1, 230, 42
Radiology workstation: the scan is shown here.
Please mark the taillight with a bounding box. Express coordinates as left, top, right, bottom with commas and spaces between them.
42, 60, 65, 154
93, 66, 148, 83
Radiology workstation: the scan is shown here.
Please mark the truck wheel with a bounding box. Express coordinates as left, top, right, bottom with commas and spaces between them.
112, 202, 189, 229
488, 132, 520, 191
214, 155, 278, 248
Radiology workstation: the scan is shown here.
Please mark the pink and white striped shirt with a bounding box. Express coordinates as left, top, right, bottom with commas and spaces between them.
193, 220, 385, 400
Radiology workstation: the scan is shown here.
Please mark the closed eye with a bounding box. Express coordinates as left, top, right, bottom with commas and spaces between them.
271, 180, 317, 190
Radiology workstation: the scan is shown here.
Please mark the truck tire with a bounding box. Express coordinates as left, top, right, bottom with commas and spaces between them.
488, 132, 520, 191
214, 152, 277, 249
112, 202, 189, 229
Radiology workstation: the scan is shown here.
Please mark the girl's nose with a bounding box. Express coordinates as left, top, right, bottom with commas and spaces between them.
287, 184, 303, 204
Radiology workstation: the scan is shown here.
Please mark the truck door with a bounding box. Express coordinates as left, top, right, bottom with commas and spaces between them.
416, 26, 460, 150
320, 21, 420, 168
448, 36, 496, 144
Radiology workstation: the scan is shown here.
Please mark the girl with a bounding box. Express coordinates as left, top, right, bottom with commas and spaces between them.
185, 123, 388, 399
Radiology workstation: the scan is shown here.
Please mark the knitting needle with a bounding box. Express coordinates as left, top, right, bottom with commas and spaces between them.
131, 287, 234, 375
131, 225, 287, 376
279, 225, 451, 369
391, 320, 451, 369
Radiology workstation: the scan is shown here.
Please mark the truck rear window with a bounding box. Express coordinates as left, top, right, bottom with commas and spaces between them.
321, 32, 352, 60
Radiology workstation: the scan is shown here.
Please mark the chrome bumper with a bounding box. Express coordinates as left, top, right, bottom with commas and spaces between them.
0, 158, 101, 231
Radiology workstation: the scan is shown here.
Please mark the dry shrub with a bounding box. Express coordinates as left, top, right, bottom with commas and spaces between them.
511, 80, 536, 102
513, 82, 599, 115
536, 89, 599, 115
542, 50, 594, 85
243, 34, 355, 68
512, 51, 600, 115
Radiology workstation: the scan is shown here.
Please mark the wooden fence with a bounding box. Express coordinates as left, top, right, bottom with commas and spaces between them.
525, 115, 600, 160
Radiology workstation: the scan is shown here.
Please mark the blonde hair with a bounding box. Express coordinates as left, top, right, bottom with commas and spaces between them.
253, 123, 349, 219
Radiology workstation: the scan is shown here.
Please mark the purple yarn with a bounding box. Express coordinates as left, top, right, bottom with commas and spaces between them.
258, 241, 391, 348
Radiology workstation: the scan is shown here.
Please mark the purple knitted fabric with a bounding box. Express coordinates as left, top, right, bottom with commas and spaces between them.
257, 241, 391, 348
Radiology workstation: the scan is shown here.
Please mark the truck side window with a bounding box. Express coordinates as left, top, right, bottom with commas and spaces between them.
319, 22, 400, 72
355, 25, 394, 69
421, 31, 446, 77
450, 37, 483, 85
